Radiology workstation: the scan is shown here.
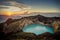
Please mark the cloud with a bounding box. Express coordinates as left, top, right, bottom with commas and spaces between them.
0, 1, 31, 15
0, 5, 22, 12
0, 1, 31, 10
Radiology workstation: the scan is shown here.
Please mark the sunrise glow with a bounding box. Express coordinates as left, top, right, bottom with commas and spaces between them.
6, 12, 12, 16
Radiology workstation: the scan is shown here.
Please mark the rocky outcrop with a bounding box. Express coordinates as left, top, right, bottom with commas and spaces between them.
4, 32, 36, 40
3, 32, 58, 40
51, 21, 60, 32
3, 21, 21, 33
38, 32, 55, 40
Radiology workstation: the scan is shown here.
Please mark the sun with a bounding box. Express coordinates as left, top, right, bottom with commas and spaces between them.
6, 12, 12, 16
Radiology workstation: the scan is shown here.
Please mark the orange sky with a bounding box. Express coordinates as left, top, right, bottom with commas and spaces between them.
0, 11, 27, 16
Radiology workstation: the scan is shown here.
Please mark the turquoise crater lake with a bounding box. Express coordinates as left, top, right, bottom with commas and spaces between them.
23, 24, 55, 35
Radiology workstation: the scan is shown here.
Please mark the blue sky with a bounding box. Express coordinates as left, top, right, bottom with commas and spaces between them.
16, 0, 60, 12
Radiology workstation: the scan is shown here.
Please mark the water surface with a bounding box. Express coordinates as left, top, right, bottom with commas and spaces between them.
23, 24, 55, 35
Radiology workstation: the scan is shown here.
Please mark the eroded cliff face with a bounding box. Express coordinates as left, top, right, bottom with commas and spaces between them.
2, 15, 60, 34
3, 15, 44, 34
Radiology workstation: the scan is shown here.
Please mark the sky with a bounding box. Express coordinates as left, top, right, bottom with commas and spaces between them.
16, 0, 60, 12
0, 0, 60, 15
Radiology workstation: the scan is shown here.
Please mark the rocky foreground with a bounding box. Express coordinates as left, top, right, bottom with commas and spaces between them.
0, 30, 60, 40
0, 15, 60, 40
